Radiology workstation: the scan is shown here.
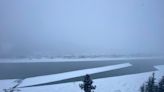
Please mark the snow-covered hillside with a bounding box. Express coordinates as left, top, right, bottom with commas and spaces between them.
0, 64, 164, 92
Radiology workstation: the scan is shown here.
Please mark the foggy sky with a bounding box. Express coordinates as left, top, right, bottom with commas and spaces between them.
0, 0, 164, 58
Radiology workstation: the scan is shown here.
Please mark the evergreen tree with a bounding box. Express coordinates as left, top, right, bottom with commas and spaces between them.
145, 73, 157, 92
158, 76, 164, 92
154, 85, 159, 92
140, 84, 145, 92
140, 73, 159, 92
79, 74, 96, 92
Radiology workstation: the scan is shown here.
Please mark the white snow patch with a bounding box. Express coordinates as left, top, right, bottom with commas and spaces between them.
0, 65, 163, 92
18, 70, 164, 92
19, 63, 131, 87
0, 79, 17, 92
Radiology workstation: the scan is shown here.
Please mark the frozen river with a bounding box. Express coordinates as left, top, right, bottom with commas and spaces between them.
0, 58, 164, 89
0, 58, 164, 81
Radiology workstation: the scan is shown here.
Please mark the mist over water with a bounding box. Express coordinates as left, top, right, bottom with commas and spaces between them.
0, 0, 164, 58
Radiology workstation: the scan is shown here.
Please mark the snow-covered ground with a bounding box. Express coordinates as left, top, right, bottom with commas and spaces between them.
0, 58, 164, 92
0, 66, 164, 92
18, 63, 131, 87
1, 68, 164, 92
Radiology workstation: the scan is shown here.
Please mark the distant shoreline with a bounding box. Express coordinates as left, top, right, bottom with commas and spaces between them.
0, 56, 164, 63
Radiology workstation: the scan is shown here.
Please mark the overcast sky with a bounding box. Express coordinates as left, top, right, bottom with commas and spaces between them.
0, 0, 164, 58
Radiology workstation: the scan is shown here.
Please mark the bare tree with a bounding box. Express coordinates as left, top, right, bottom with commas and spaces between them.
3, 79, 24, 92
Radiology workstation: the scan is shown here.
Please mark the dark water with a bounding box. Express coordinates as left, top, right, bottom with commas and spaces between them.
0, 59, 127, 79
0, 58, 164, 87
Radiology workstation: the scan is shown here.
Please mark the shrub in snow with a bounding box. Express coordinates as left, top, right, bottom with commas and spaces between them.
3, 79, 24, 92
79, 74, 96, 92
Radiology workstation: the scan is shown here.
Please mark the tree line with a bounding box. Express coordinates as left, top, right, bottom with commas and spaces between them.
140, 73, 164, 92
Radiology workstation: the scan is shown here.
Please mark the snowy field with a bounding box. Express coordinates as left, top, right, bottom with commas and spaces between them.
0, 58, 164, 92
